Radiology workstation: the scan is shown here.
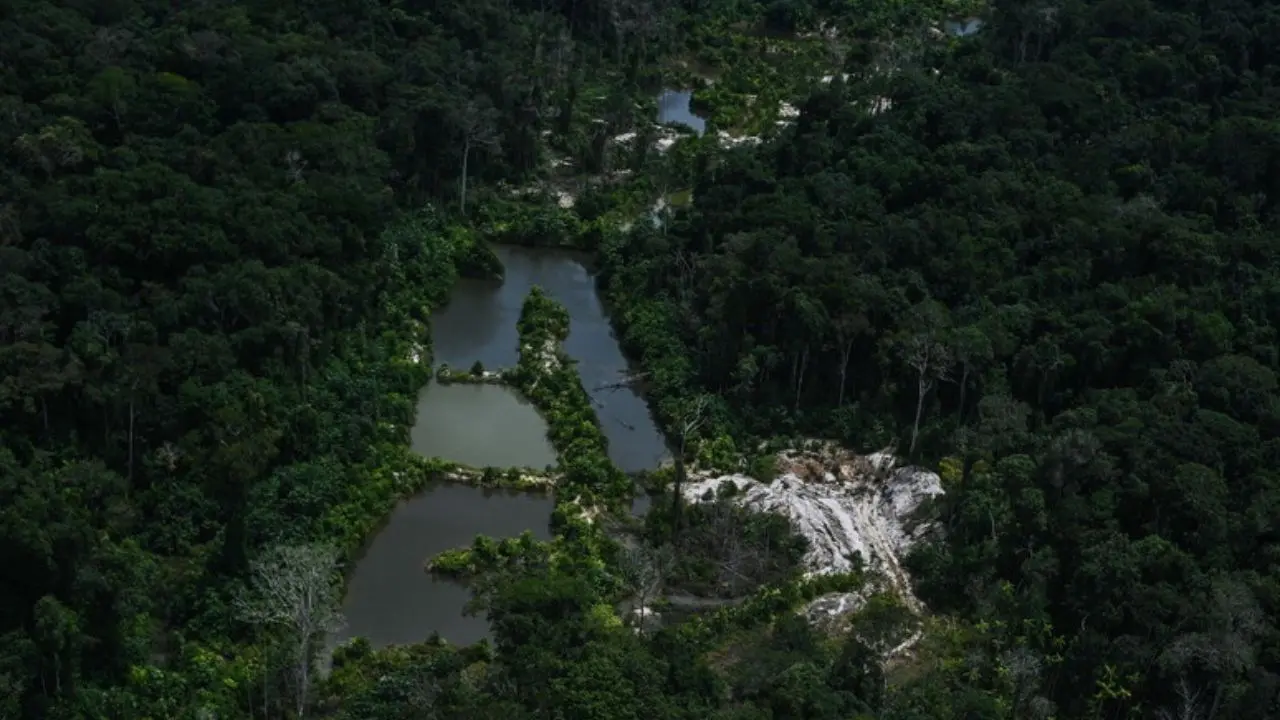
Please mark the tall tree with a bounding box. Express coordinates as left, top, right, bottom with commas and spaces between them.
235, 543, 345, 720
455, 98, 501, 215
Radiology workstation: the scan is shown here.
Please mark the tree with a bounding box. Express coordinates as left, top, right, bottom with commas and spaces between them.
905, 333, 951, 454
670, 393, 712, 530
1157, 576, 1265, 720
235, 543, 345, 720
87, 66, 136, 130
31, 596, 80, 699
949, 324, 993, 422
455, 99, 501, 215
829, 636, 884, 712
618, 544, 672, 628
709, 504, 760, 596
974, 393, 1031, 458
832, 310, 869, 408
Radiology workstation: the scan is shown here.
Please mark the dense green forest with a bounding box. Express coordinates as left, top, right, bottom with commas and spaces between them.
4, 0, 1279, 717
599, 0, 1280, 717
0, 0, 674, 715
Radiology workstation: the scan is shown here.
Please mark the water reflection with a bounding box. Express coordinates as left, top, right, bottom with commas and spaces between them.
336, 485, 554, 648
658, 89, 707, 135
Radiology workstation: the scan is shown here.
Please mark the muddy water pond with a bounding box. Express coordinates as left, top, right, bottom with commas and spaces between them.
334, 485, 554, 649
432, 244, 669, 473
411, 380, 557, 470
336, 380, 556, 648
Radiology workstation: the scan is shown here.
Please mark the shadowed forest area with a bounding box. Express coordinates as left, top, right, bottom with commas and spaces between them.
2, 0, 1278, 717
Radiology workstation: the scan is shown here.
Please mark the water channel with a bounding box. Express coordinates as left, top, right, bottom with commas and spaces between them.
337, 244, 668, 650
432, 244, 669, 473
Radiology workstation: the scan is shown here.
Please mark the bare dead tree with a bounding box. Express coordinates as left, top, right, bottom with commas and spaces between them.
671, 394, 713, 530
832, 312, 868, 408
155, 442, 182, 472
602, 0, 628, 63
285, 149, 307, 184
651, 543, 675, 581
594, 371, 649, 392
718, 518, 754, 596
618, 545, 670, 627
696, 501, 758, 596
1157, 676, 1205, 720
876, 32, 926, 76
454, 100, 501, 214
999, 647, 1056, 719
905, 334, 951, 454
547, 26, 575, 86
673, 249, 697, 309
235, 544, 345, 720
1157, 576, 1264, 720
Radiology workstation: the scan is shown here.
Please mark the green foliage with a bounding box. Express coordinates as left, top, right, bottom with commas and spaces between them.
479, 198, 590, 249
673, 573, 863, 651
436, 363, 509, 384
590, 0, 1280, 716
598, 265, 725, 443
696, 433, 742, 472
512, 288, 632, 506
746, 453, 779, 483
427, 532, 553, 580
455, 235, 506, 280
13, 0, 1280, 716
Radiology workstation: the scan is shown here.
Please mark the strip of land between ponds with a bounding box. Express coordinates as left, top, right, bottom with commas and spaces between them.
431, 244, 670, 473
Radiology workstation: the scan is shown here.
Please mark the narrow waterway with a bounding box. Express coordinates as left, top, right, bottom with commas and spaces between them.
432, 244, 669, 473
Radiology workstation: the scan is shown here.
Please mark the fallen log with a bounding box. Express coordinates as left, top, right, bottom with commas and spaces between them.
592, 371, 649, 392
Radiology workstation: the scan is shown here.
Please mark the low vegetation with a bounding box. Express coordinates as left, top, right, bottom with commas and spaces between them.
646, 496, 809, 598
426, 532, 553, 580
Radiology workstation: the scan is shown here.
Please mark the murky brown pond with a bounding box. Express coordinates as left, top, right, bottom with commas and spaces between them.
333, 484, 553, 649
